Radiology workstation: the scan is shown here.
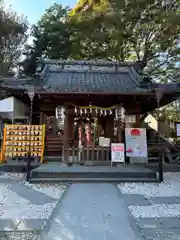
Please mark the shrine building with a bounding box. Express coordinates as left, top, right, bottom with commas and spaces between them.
0, 60, 180, 165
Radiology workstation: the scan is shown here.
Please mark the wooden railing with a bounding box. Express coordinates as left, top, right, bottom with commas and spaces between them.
63, 146, 111, 165
45, 137, 74, 155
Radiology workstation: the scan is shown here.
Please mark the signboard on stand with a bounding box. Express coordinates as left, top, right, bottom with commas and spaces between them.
125, 128, 148, 158
99, 137, 110, 147
111, 143, 125, 163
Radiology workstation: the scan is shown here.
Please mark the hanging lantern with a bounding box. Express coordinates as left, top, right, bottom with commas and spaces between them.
115, 106, 125, 121
55, 106, 65, 120
115, 107, 121, 120
75, 106, 77, 115
121, 107, 125, 122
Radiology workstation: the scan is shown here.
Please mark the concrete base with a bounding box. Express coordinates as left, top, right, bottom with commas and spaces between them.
30, 164, 157, 183
0, 161, 39, 173
130, 157, 148, 164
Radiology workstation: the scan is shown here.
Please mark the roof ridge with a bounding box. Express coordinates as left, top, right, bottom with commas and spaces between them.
43, 59, 135, 66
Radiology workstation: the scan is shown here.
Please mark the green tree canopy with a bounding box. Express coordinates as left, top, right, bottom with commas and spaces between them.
0, 2, 28, 76
22, 0, 180, 84
22, 4, 73, 76
71, 0, 180, 82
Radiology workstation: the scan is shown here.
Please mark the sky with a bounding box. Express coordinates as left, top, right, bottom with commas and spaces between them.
4, 0, 77, 24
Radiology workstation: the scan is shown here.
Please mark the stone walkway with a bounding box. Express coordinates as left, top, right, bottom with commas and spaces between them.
39, 183, 142, 240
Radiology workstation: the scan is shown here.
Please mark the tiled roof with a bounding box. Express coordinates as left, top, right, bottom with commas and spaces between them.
39, 60, 145, 93
0, 76, 39, 91
1, 60, 180, 95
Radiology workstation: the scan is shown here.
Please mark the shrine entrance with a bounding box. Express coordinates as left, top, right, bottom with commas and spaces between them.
45, 115, 64, 137
43, 103, 125, 164
62, 105, 125, 165
44, 110, 65, 156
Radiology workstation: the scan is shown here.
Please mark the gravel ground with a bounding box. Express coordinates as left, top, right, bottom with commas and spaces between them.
129, 204, 180, 218
0, 172, 67, 219
0, 172, 67, 239
118, 173, 180, 218
0, 172, 67, 200
0, 232, 39, 240
118, 173, 180, 198
118, 173, 180, 239
141, 229, 180, 240
0, 172, 26, 181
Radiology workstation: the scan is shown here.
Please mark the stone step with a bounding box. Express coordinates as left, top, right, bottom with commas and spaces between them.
44, 157, 62, 163
31, 170, 156, 179
30, 164, 157, 183
30, 177, 158, 183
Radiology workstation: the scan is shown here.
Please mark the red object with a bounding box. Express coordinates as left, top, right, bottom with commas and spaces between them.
130, 128, 140, 136
126, 148, 133, 153
112, 146, 124, 152
85, 124, 92, 145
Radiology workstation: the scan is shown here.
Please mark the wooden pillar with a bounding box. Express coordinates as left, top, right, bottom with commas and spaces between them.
40, 112, 44, 124
117, 121, 123, 143
135, 114, 140, 127
63, 106, 69, 164
68, 107, 74, 140
106, 116, 114, 138
117, 106, 125, 143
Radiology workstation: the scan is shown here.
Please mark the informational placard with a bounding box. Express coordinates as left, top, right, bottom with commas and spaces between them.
176, 123, 180, 137
111, 143, 125, 163
125, 128, 148, 158
99, 137, 110, 147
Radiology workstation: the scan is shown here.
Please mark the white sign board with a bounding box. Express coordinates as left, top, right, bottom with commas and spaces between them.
99, 137, 110, 147
125, 128, 148, 158
176, 123, 180, 137
111, 143, 125, 163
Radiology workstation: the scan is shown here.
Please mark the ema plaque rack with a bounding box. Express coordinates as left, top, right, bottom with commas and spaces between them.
1, 124, 45, 163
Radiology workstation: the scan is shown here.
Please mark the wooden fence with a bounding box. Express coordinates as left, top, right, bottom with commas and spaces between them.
63, 146, 111, 165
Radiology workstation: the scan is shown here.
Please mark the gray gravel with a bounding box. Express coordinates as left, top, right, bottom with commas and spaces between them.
118, 174, 180, 239
140, 228, 180, 240
0, 232, 39, 240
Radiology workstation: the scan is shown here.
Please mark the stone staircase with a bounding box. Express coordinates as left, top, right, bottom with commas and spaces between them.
29, 164, 158, 183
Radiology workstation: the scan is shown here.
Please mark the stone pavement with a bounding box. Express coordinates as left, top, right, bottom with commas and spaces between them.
39, 183, 143, 240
